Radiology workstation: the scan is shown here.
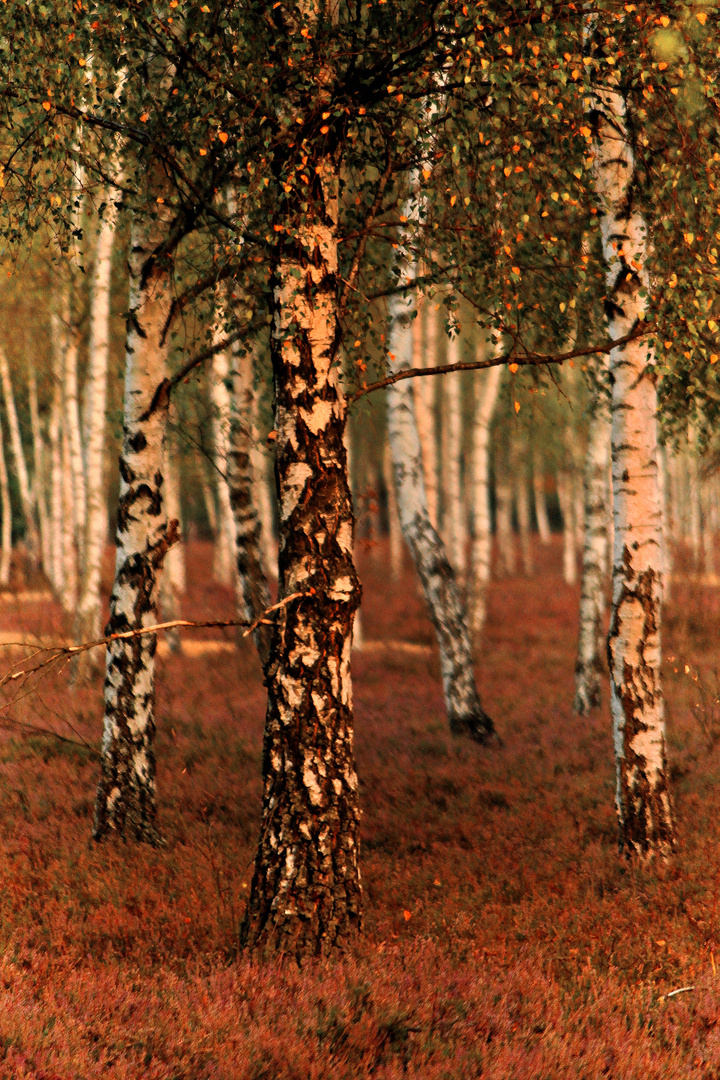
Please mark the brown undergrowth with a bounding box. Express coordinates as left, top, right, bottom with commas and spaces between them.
0, 541, 716, 1076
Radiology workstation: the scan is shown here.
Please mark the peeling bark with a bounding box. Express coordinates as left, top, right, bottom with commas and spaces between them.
93, 191, 174, 846
589, 22, 674, 855
241, 140, 362, 959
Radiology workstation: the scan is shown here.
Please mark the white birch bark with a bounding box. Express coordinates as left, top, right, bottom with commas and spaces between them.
76, 186, 120, 652
93, 188, 175, 845
574, 377, 611, 714
61, 424, 78, 615
210, 347, 237, 587
414, 302, 439, 530
495, 457, 516, 578
514, 430, 533, 578
443, 334, 466, 578
27, 366, 50, 579
49, 318, 65, 595
160, 437, 184, 655
0, 418, 12, 586
589, 23, 673, 854
386, 283, 493, 740
251, 393, 278, 579
557, 467, 577, 585
383, 440, 403, 581
0, 348, 37, 560
467, 361, 502, 641
62, 316, 87, 574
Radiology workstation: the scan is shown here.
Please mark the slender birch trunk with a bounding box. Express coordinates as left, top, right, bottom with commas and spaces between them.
688, 429, 702, 572
532, 444, 552, 544
557, 467, 577, 585
62, 314, 87, 576
589, 23, 673, 855
75, 187, 120, 660
383, 440, 403, 581
49, 320, 64, 596
160, 437, 184, 655
93, 189, 175, 845
514, 429, 533, 578
210, 347, 237, 588
415, 302, 439, 530
0, 418, 12, 586
27, 367, 50, 580
251, 392, 278, 580
227, 340, 271, 666
60, 425, 78, 616
386, 288, 493, 740
199, 466, 218, 536
574, 377, 611, 714
0, 348, 37, 560
467, 362, 502, 642
443, 335, 466, 578
495, 454, 516, 578
241, 127, 363, 959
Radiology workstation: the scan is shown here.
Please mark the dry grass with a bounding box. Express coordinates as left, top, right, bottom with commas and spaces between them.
0, 540, 714, 1077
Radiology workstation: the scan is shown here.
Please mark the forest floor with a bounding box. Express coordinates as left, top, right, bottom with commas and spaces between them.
0, 539, 717, 1077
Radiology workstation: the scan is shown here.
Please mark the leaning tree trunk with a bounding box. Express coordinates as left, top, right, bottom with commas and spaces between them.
589, 23, 674, 856
467, 361, 502, 642
227, 338, 271, 666
574, 375, 611, 715
75, 186, 120, 666
241, 127, 363, 960
386, 289, 493, 741
93, 193, 175, 845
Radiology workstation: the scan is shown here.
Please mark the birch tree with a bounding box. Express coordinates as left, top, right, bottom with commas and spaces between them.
467, 360, 502, 641
588, 19, 674, 856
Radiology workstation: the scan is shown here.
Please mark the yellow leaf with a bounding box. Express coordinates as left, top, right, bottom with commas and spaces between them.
42, 101, 51, 111
199, 148, 207, 156
514, 400, 521, 413
697, 12, 707, 24
140, 113, 149, 122
218, 131, 228, 144
551, 192, 559, 201
579, 125, 591, 138
300, 27, 310, 37
712, 354, 719, 363
450, 195, 457, 206
659, 15, 670, 27
504, 166, 512, 177
684, 232, 694, 245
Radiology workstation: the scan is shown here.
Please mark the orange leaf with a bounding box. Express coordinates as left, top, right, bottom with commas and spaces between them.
509, 363, 519, 373
403, 910, 412, 921
514, 400, 521, 413
218, 132, 228, 144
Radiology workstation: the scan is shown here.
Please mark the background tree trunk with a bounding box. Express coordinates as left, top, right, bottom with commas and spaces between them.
467, 362, 502, 642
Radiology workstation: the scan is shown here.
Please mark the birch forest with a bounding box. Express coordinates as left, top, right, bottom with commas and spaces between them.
1, 1, 720, 1075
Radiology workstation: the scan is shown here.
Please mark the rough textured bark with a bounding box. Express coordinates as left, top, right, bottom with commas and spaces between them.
0, 347, 37, 560
227, 340, 271, 665
574, 377, 611, 715
589, 26, 674, 855
76, 188, 120, 660
241, 130, 363, 960
467, 362, 502, 642
93, 193, 174, 845
386, 288, 493, 741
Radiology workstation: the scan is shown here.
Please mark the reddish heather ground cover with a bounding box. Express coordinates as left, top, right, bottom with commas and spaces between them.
0, 540, 716, 1077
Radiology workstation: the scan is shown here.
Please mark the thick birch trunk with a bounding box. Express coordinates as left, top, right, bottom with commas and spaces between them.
467, 363, 502, 642
415, 303, 439, 530
75, 189, 119, 659
386, 292, 493, 741
0, 419, 12, 586
574, 382, 611, 714
0, 348, 37, 560
241, 151, 363, 960
443, 336, 466, 578
227, 341, 271, 665
383, 441, 403, 581
590, 37, 674, 855
93, 197, 174, 845
532, 445, 552, 544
